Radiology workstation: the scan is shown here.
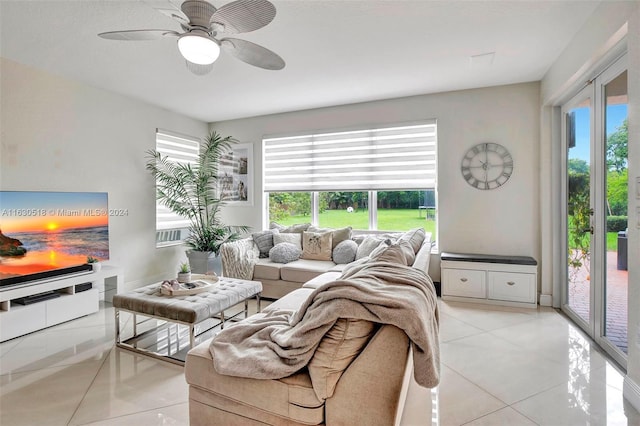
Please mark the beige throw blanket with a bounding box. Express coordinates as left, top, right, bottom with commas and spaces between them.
210, 261, 440, 388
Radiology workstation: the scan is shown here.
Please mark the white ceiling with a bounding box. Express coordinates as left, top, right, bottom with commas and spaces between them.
0, 0, 600, 123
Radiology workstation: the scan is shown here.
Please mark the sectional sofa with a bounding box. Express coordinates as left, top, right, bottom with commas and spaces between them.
221, 224, 434, 299
185, 227, 439, 425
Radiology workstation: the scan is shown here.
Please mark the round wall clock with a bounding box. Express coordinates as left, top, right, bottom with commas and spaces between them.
461, 142, 513, 190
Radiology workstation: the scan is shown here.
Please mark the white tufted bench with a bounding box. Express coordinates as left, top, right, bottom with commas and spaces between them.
113, 277, 262, 364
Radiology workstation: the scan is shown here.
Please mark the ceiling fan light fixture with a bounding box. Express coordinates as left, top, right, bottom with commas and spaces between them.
177, 31, 220, 65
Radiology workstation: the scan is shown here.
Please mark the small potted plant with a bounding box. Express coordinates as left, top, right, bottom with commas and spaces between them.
177, 261, 192, 283
87, 255, 101, 272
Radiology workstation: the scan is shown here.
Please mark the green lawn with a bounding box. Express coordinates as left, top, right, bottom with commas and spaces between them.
569, 215, 619, 251
568, 230, 619, 252
607, 232, 620, 252
275, 208, 437, 239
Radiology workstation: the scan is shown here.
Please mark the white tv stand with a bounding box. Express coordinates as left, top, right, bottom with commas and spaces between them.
0, 265, 123, 342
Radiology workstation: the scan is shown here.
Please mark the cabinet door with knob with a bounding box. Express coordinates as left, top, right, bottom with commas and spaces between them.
487, 271, 535, 304
442, 268, 485, 298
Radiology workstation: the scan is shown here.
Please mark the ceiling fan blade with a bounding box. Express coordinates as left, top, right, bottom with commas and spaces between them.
221, 38, 285, 70
185, 60, 215, 76
98, 30, 179, 41
211, 0, 276, 34
144, 0, 190, 27
155, 7, 191, 27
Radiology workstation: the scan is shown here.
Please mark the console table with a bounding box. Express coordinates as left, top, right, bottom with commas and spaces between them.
440, 252, 538, 308
0, 265, 123, 342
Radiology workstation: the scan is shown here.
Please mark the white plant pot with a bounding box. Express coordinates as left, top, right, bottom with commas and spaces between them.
91, 262, 102, 272
186, 251, 222, 275
177, 272, 192, 283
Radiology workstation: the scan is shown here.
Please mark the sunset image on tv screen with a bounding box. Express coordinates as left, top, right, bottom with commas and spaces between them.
0, 191, 109, 280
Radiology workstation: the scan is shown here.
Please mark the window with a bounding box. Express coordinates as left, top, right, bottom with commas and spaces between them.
264, 121, 437, 237
268, 192, 312, 226
318, 192, 369, 229
155, 129, 200, 247
377, 190, 436, 235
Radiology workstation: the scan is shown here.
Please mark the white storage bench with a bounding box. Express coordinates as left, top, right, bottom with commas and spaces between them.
440, 252, 538, 308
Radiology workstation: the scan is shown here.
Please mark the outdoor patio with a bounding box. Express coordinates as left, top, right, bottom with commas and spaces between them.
568, 251, 628, 353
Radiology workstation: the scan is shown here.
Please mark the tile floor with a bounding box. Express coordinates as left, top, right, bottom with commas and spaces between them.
1, 299, 639, 425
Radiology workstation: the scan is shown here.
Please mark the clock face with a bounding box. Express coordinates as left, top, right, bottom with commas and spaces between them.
461, 143, 513, 190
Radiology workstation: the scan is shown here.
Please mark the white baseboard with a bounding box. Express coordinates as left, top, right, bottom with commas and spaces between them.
624, 376, 640, 413
539, 293, 553, 307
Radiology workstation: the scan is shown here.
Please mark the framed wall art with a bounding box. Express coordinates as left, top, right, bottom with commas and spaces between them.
218, 143, 253, 206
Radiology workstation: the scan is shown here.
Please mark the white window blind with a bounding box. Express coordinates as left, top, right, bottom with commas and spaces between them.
155, 129, 200, 232
263, 121, 437, 192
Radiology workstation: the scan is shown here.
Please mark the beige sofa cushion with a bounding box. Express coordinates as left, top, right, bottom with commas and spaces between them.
262, 288, 314, 314
185, 338, 323, 424
281, 259, 336, 283
302, 272, 342, 289
328, 263, 350, 273
256, 279, 302, 300
302, 231, 333, 261
253, 258, 284, 281
308, 319, 377, 400
398, 227, 426, 253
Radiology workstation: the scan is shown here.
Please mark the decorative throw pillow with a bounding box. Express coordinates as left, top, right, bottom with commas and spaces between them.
353, 232, 401, 246
269, 221, 286, 231
370, 242, 410, 266
273, 232, 302, 250
397, 240, 416, 265
332, 240, 358, 264
308, 318, 377, 400
367, 240, 392, 259
355, 236, 387, 260
309, 226, 353, 249
252, 230, 278, 258
398, 228, 426, 254
269, 242, 302, 264
281, 223, 311, 234
302, 231, 333, 261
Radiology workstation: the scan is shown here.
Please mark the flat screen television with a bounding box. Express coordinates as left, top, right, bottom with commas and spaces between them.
0, 191, 109, 288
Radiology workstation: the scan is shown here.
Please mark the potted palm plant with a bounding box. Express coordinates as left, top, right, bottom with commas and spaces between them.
146, 130, 249, 274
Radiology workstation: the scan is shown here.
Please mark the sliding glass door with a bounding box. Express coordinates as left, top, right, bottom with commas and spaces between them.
601, 64, 628, 358
562, 54, 628, 366
563, 86, 593, 328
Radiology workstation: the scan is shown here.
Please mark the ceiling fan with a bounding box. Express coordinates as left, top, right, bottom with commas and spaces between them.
98, 0, 285, 74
